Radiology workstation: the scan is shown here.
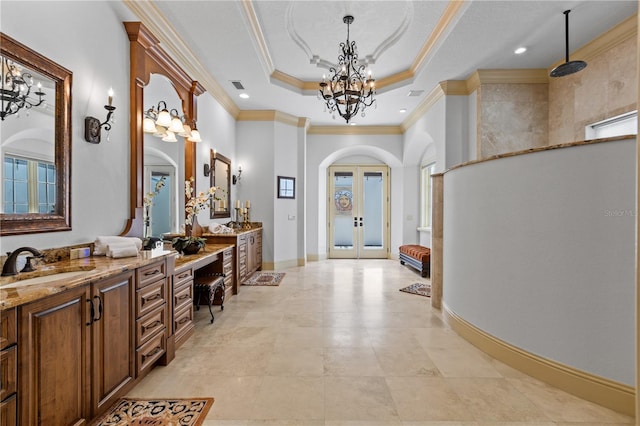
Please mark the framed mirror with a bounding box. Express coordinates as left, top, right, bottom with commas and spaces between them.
0, 33, 72, 235
210, 150, 230, 219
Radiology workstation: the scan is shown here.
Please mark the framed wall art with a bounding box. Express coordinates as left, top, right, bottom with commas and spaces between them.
277, 176, 295, 199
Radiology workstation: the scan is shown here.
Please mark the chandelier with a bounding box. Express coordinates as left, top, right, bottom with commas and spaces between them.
0, 56, 46, 120
319, 15, 376, 124
142, 100, 202, 142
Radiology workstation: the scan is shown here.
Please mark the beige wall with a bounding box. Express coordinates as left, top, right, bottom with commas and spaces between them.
478, 83, 549, 158
548, 36, 637, 145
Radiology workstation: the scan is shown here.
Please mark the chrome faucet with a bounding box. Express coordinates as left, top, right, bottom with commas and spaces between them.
1, 247, 44, 276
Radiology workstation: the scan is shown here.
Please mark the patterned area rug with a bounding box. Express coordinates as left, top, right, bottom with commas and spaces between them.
92, 398, 214, 426
399, 282, 431, 297
242, 271, 285, 286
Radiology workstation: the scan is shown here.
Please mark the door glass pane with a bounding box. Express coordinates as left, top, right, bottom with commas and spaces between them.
333, 171, 353, 249
362, 171, 383, 249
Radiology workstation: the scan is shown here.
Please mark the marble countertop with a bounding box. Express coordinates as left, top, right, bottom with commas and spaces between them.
0, 242, 237, 310
0, 249, 176, 309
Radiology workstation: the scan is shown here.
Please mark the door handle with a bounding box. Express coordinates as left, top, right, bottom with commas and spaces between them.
353, 218, 358, 227
359, 217, 363, 227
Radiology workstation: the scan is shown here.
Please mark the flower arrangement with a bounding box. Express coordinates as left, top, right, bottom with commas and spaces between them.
184, 177, 219, 226
172, 177, 219, 254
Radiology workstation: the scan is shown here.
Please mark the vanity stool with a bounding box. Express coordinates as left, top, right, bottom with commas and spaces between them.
193, 273, 225, 323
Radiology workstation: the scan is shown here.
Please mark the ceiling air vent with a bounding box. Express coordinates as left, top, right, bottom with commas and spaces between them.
407, 90, 424, 97
231, 81, 245, 90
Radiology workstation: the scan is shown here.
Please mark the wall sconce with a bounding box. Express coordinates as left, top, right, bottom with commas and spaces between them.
84, 88, 115, 144
203, 163, 210, 177
232, 164, 243, 185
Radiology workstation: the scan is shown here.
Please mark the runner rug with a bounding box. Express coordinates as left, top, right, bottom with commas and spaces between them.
92, 397, 214, 426
399, 282, 431, 297
242, 271, 285, 286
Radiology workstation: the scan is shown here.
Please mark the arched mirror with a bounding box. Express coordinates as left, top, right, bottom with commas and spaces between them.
210, 151, 230, 219
0, 33, 72, 235
123, 22, 204, 237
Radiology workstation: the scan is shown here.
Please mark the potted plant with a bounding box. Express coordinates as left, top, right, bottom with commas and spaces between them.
172, 177, 219, 255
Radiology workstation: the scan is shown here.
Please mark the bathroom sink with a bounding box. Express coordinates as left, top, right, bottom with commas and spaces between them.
0, 269, 94, 289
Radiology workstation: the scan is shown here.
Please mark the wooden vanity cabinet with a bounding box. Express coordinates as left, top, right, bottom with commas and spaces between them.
135, 260, 168, 376
205, 227, 261, 293
18, 271, 136, 425
0, 308, 17, 426
172, 266, 194, 349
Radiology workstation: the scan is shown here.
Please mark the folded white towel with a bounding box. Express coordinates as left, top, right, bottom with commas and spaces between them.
109, 245, 140, 259
210, 223, 233, 234
106, 241, 139, 258
94, 236, 142, 256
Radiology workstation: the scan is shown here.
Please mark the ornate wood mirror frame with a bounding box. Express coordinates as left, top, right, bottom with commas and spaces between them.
0, 33, 72, 235
123, 22, 204, 237
210, 151, 231, 219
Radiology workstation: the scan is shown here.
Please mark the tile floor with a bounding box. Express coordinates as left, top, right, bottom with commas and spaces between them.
127, 259, 635, 425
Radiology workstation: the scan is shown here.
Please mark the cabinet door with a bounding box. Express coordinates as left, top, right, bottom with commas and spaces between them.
20, 285, 91, 426
91, 272, 135, 415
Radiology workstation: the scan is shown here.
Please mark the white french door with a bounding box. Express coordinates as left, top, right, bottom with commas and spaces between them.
328, 165, 389, 259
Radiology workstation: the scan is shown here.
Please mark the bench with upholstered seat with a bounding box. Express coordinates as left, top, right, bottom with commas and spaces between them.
193, 273, 225, 323
399, 245, 431, 277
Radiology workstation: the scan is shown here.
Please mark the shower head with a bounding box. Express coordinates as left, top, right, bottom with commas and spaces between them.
549, 10, 587, 78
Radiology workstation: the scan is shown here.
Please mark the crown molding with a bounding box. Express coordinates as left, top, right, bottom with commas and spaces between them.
123, 0, 240, 118
548, 13, 637, 74
239, 0, 274, 77
308, 125, 402, 135
411, 0, 467, 72
237, 110, 300, 127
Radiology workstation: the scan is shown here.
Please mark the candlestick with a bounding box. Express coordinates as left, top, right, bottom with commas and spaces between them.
108, 88, 114, 106
235, 199, 240, 209
245, 200, 250, 208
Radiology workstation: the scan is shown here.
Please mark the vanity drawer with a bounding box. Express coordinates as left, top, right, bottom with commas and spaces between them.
136, 279, 166, 318
173, 281, 192, 311
173, 304, 193, 339
136, 329, 166, 375
0, 309, 16, 350
173, 268, 193, 288
135, 305, 166, 348
0, 393, 16, 426
0, 345, 17, 402
137, 260, 166, 289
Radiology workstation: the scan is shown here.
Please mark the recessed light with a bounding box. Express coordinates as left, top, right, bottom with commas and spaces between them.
514, 47, 527, 55
399, 108, 407, 113
350, 122, 357, 126
239, 93, 249, 99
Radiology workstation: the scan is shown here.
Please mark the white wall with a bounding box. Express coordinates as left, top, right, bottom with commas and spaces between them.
443, 138, 636, 385
236, 121, 276, 264
273, 121, 299, 266
195, 86, 237, 229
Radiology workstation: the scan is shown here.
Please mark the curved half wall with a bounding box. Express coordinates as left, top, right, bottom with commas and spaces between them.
442, 136, 636, 415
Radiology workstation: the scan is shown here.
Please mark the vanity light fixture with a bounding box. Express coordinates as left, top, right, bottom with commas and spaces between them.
187, 121, 202, 142
143, 101, 204, 143
232, 164, 243, 185
84, 88, 116, 144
